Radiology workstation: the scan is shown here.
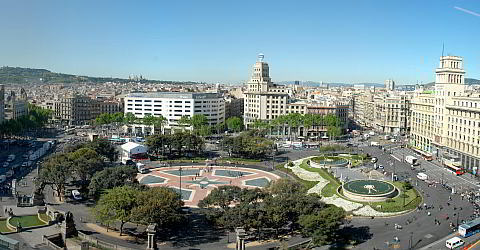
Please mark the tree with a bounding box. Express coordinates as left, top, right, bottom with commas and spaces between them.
221, 132, 274, 159
37, 153, 72, 201
86, 139, 118, 162
190, 114, 208, 130
93, 186, 139, 236
298, 205, 345, 246
132, 187, 185, 229
69, 148, 105, 189
198, 185, 243, 209
88, 165, 138, 199
226, 117, 244, 133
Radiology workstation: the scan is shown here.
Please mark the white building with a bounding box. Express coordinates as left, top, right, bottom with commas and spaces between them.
385, 79, 395, 91
124, 92, 225, 133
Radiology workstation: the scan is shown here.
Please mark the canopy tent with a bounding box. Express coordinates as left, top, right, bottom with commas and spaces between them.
121, 142, 148, 159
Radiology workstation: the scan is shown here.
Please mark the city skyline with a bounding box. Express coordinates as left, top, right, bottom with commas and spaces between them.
0, 0, 479, 84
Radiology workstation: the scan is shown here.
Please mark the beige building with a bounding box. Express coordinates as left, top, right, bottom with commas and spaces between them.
244, 54, 290, 128
353, 92, 410, 135
410, 55, 480, 171
54, 94, 94, 125
5, 88, 28, 120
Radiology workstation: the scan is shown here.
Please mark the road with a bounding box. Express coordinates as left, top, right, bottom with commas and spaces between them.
351, 140, 476, 249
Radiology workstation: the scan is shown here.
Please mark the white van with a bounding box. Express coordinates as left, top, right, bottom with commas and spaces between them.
445, 236, 464, 249
370, 141, 379, 146
417, 172, 428, 181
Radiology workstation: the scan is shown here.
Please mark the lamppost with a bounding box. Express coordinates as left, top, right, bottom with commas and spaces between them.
409, 232, 413, 249
179, 167, 183, 200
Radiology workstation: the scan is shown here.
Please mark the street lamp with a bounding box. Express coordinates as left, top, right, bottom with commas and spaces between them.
409, 232, 413, 249
179, 167, 183, 200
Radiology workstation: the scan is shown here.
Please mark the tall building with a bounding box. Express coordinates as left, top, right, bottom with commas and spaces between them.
410, 55, 480, 171
385, 79, 395, 91
244, 54, 290, 128
0, 85, 4, 124
5, 88, 28, 120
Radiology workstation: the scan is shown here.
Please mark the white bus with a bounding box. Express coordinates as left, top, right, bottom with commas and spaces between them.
416, 172, 428, 181
445, 236, 464, 249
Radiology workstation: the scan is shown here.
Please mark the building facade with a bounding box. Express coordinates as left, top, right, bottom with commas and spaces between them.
244, 54, 290, 128
410, 55, 480, 171
352, 92, 410, 134
124, 92, 225, 131
5, 88, 28, 120
0, 85, 4, 124
385, 79, 395, 91
54, 94, 94, 125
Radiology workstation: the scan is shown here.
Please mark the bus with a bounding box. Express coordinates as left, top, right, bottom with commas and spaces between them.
443, 155, 465, 175
459, 218, 480, 237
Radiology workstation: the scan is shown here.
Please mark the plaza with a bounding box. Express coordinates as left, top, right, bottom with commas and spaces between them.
138, 165, 281, 207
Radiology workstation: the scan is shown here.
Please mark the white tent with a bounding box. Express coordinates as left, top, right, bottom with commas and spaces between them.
121, 142, 147, 158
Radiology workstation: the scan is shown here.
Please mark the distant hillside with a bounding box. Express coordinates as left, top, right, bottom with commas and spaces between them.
0, 66, 200, 85
424, 78, 480, 87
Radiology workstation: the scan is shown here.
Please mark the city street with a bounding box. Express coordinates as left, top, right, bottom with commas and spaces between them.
352, 141, 477, 249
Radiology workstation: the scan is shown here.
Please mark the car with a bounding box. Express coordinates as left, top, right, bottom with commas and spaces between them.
72, 190, 82, 200
371, 157, 378, 163
378, 165, 384, 169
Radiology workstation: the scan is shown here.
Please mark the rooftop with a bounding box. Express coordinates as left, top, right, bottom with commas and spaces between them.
126, 92, 222, 99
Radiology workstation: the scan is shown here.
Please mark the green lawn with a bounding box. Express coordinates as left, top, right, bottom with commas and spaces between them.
0, 219, 14, 233
368, 182, 422, 212
299, 160, 341, 197
9, 215, 47, 228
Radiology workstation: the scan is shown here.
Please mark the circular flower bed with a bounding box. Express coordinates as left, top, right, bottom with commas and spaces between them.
310, 156, 349, 168
343, 179, 397, 202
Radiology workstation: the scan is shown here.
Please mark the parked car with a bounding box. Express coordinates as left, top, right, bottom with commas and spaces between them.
72, 190, 82, 200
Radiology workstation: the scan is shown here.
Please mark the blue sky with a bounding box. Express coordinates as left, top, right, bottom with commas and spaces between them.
0, 0, 479, 84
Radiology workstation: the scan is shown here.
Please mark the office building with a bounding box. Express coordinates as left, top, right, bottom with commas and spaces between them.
124, 92, 225, 133
410, 55, 480, 171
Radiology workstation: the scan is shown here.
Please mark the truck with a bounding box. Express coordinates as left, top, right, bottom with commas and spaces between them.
370, 141, 379, 146
136, 163, 148, 174
417, 172, 428, 180
405, 155, 418, 165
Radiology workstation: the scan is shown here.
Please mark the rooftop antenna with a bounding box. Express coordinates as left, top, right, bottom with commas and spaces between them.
442, 43, 444, 58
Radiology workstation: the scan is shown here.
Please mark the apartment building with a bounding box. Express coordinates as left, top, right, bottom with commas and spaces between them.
0, 85, 4, 123
244, 54, 290, 128
54, 94, 94, 125
225, 96, 244, 119
352, 92, 410, 135
5, 88, 28, 120
124, 92, 225, 131
410, 55, 480, 171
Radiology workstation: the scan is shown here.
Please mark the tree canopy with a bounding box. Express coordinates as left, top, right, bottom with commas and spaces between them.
226, 117, 244, 132
221, 131, 274, 159
88, 165, 139, 199
198, 179, 345, 245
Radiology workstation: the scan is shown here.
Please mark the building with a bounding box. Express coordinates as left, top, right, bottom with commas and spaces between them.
244, 54, 290, 128
352, 92, 410, 134
5, 88, 28, 120
124, 92, 225, 133
0, 85, 4, 124
410, 55, 480, 171
385, 79, 395, 91
225, 96, 244, 119
54, 94, 95, 125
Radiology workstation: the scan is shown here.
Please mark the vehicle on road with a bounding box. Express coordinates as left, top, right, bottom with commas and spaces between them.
458, 218, 480, 237
416, 172, 428, 180
377, 165, 384, 169
72, 190, 82, 200
370, 141, 379, 146
405, 155, 418, 166
443, 155, 465, 175
121, 158, 135, 165
137, 163, 148, 174
371, 157, 378, 163
445, 236, 464, 249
